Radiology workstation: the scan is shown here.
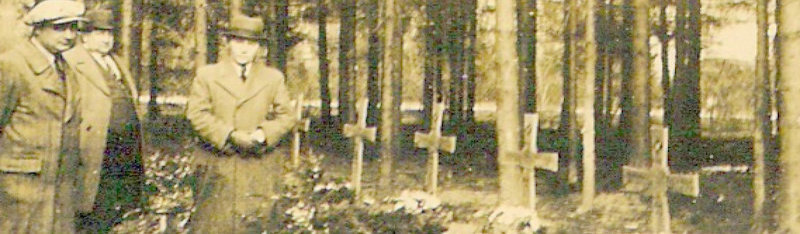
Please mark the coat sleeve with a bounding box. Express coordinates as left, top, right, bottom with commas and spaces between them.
259, 74, 293, 147
185, 71, 235, 149
0, 66, 19, 133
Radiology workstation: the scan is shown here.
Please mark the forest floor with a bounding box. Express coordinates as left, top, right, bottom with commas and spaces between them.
119, 114, 777, 233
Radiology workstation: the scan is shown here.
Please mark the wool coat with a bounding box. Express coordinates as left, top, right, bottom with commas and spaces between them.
0, 39, 82, 233
63, 44, 145, 212
186, 59, 293, 233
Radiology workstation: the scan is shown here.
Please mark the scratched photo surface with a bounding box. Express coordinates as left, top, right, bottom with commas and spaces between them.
0, 0, 790, 233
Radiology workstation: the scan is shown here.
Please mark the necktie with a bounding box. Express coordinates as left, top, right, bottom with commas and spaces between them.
240, 63, 247, 81
54, 53, 66, 81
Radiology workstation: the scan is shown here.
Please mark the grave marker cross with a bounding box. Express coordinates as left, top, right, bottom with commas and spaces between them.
622, 126, 700, 233
507, 113, 559, 209
414, 102, 456, 194
291, 94, 310, 168
343, 99, 377, 199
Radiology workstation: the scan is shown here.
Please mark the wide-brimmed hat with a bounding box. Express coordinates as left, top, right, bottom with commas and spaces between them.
84, 8, 113, 30
222, 15, 266, 40
24, 0, 87, 26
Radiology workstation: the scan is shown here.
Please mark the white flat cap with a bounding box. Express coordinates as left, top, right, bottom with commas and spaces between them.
24, 0, 87, 25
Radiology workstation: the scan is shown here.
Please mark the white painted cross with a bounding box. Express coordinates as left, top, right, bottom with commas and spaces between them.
291, 94, 310, 168
343, 99, 377, 199
414, 102, 456, 194
622, 126, 700, 233
508, 113, 559, 209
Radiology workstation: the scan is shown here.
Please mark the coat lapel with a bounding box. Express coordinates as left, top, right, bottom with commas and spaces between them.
19, 41, 65, 99
236, 63, 270, 107
212, 61, 247, 99
72, 46, 111, 96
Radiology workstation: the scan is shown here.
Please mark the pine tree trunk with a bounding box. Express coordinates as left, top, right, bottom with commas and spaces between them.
579, 0, 597, 212
447, 0, 464, 127
195, 0, 207, 69
120, 0, 133, 72
558, 0, 575, 193
777, 0, 800, 231
752, 0, 769, 231
519, 0, 537, 113
671, 0, 701, 171
367, 0, 382, 127
567, 0, 579, 186
618, 0, 634, 161
495, 0, 524, 206
339, 0, 356, 123
659, 0, 670, 127
142, 3, 156, 116
379, 0, 401, 193
630, 0, 650, 167
275, 0, 289, 72
318, 0, 332, 125
464, 0, 477, 123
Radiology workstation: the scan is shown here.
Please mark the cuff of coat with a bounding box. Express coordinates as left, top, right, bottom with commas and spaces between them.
213, 126, 235, 149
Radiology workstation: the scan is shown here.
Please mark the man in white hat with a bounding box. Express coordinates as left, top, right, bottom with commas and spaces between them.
186, 14, 293, 233
0, 0, 86, 233
64, 8, 145, 233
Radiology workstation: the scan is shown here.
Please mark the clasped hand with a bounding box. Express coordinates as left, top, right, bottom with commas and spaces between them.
229, 129, 266, 151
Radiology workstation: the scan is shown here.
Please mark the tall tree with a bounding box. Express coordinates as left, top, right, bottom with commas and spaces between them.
120, 0, 133, 70
519, 0, 537, 113
379, 0, 402, 193
274, 0, 289, 72
366, 0, 382, 126
318, 0, 332, 124
339, 0, 356, 123
777, 0, 800, 231
752, 0, 770, 231
659, 0, 670, 127
194, 0, 207, 69
579, 0, 597, 212
446, 0, 465, 127
423, 0, 444, 128
142, 0, 157, 117
618, 0, 634, 159
630, 0, 650, 167
671, 0, 701, 170
495, 0, 524, 206
464, 0, 477, 123
558, 0, 579, 191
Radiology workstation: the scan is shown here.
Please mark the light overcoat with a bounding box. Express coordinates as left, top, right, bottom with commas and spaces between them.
63, 44, 145, 212
185, 59, 293, 233
0, 40, 82, 234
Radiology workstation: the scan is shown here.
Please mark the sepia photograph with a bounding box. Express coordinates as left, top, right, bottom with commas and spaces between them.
0, 0, 795, 233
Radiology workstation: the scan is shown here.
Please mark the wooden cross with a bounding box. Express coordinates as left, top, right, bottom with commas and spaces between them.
507, 113, 559, 210
622, 126, 700, 233
414, 102, 456, 194
290, 94, 310, 168
343, 99, 376, 199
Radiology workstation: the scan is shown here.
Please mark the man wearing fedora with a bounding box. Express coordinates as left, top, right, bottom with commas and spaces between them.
0, 0, 86, 233
186, 14, 293, 233
63, 8, 145, 233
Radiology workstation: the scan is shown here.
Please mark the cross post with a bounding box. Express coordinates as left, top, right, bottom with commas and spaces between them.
414, 102, 456, 194
622, 126, 700, 233
507, 113, 559, 210
291, 94, 310, 168
343, 99, 376, 199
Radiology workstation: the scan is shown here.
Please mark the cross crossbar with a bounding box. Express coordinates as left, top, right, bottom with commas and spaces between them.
344, 99, 376, 199
414, 102, 456, 194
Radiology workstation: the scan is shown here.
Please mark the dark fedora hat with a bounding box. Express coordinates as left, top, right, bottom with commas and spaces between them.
223, 15, 266, 40
85, 9, 114, 30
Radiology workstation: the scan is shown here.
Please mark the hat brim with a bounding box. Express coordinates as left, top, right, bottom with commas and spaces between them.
51, 16, 87, 25
222, 31, 267, 41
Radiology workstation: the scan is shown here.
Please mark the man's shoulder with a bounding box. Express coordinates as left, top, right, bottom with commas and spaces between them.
254, 64, 285, 82
61, 44, 90, 61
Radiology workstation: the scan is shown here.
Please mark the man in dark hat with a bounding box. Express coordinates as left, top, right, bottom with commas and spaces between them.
64, 8, 145, 233
186, 14, 293, 233
0, 0, 86, 233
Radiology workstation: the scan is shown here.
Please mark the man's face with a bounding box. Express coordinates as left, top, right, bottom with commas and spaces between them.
228, 36, 260, 65
35, 22, 79, 53
82, 29, 114, 54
